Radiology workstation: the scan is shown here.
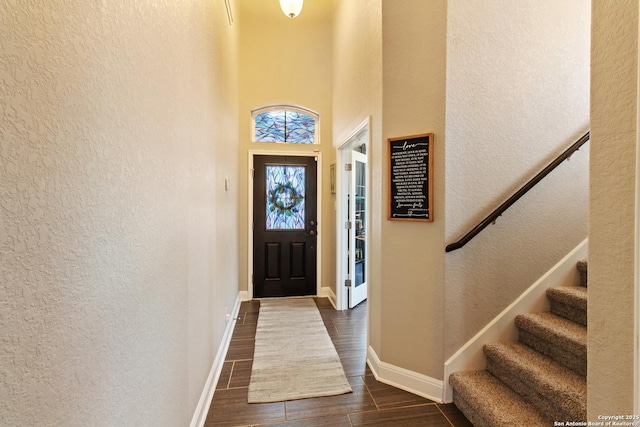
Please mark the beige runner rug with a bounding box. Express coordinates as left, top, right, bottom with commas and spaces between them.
247, 298, 353, 403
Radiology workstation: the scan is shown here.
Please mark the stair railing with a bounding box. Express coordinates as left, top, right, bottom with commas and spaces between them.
445, 131, 590, 253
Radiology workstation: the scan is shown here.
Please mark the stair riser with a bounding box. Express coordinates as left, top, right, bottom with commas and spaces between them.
487, 358, 586, 421
549, 300, 587, 326
452, 391, 495, 427
518, 330, 586, 376
450, 372, 552, 427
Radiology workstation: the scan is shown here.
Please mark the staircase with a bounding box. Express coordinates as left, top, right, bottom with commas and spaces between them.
449, 261, 588, 426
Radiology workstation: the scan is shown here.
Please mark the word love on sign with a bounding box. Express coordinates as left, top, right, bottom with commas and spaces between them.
388, 133, 434, 222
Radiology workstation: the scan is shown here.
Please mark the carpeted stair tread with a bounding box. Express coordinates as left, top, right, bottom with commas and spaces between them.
484, 342, 586, 420
547, 286, 587, 310
547, 286, 587, 325
449, 261, 589, 423
450, 370, 550, 427
516, 312, 586, 354
516, 312, 586, 375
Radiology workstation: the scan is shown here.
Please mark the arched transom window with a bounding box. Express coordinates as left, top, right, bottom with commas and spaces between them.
252, 105, 319, 144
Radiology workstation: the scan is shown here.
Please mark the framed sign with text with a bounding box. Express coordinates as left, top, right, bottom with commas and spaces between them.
388, 133, 433, 222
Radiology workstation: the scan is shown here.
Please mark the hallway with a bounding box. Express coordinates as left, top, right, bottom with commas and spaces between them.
205, 298, 472, 426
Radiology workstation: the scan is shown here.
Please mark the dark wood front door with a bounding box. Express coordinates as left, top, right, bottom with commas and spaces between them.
253, 155, 318, 298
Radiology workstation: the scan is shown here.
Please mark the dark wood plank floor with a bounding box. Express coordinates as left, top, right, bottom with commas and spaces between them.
205, 298, 473, 427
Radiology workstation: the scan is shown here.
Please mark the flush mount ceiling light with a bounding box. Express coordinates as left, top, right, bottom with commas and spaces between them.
279, 0, 303, 18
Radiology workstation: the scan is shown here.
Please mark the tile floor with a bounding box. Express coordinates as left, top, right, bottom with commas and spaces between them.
204, 298, 473, 426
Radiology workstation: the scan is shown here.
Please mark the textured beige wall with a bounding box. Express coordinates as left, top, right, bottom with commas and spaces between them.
0, 1, 239, 425
333, 0, 590, 383
378, 0, 447, 378
444, 0, 591, 358
589, 0, 638, 418
236, 0, 335, 296
331, 0, 383, 347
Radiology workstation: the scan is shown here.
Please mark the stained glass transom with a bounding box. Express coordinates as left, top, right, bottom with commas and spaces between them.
266, 166, 306, 230
254, 109, 316, 144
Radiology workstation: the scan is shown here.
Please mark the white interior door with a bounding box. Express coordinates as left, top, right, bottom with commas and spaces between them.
349, 150, 367, 308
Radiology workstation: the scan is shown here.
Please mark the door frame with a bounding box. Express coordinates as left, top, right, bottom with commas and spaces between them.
336, 117, 371, 310
248, 149, 323, 300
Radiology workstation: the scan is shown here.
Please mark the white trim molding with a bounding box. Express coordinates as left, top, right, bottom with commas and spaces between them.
190, 294, 242, 427
367, 346, 444, 403
442, 238, 588, 403
319, 286, 338, 308
239, 290, 251, 302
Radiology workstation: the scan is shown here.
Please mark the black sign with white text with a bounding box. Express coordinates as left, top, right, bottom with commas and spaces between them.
388, 134, 433, 222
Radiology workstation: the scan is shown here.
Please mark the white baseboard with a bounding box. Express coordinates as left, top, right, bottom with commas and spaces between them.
190, 294, 242, 427
239, 290, 251, 302
319, 286, 338, 308
367, 346, 444, 403
441, 238, 588, 403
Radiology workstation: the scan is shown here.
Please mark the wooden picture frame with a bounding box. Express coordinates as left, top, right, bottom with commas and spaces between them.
388, 133, 434, 222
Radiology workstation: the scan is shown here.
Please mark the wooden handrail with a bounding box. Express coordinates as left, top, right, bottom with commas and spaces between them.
445, 132, 590, 252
